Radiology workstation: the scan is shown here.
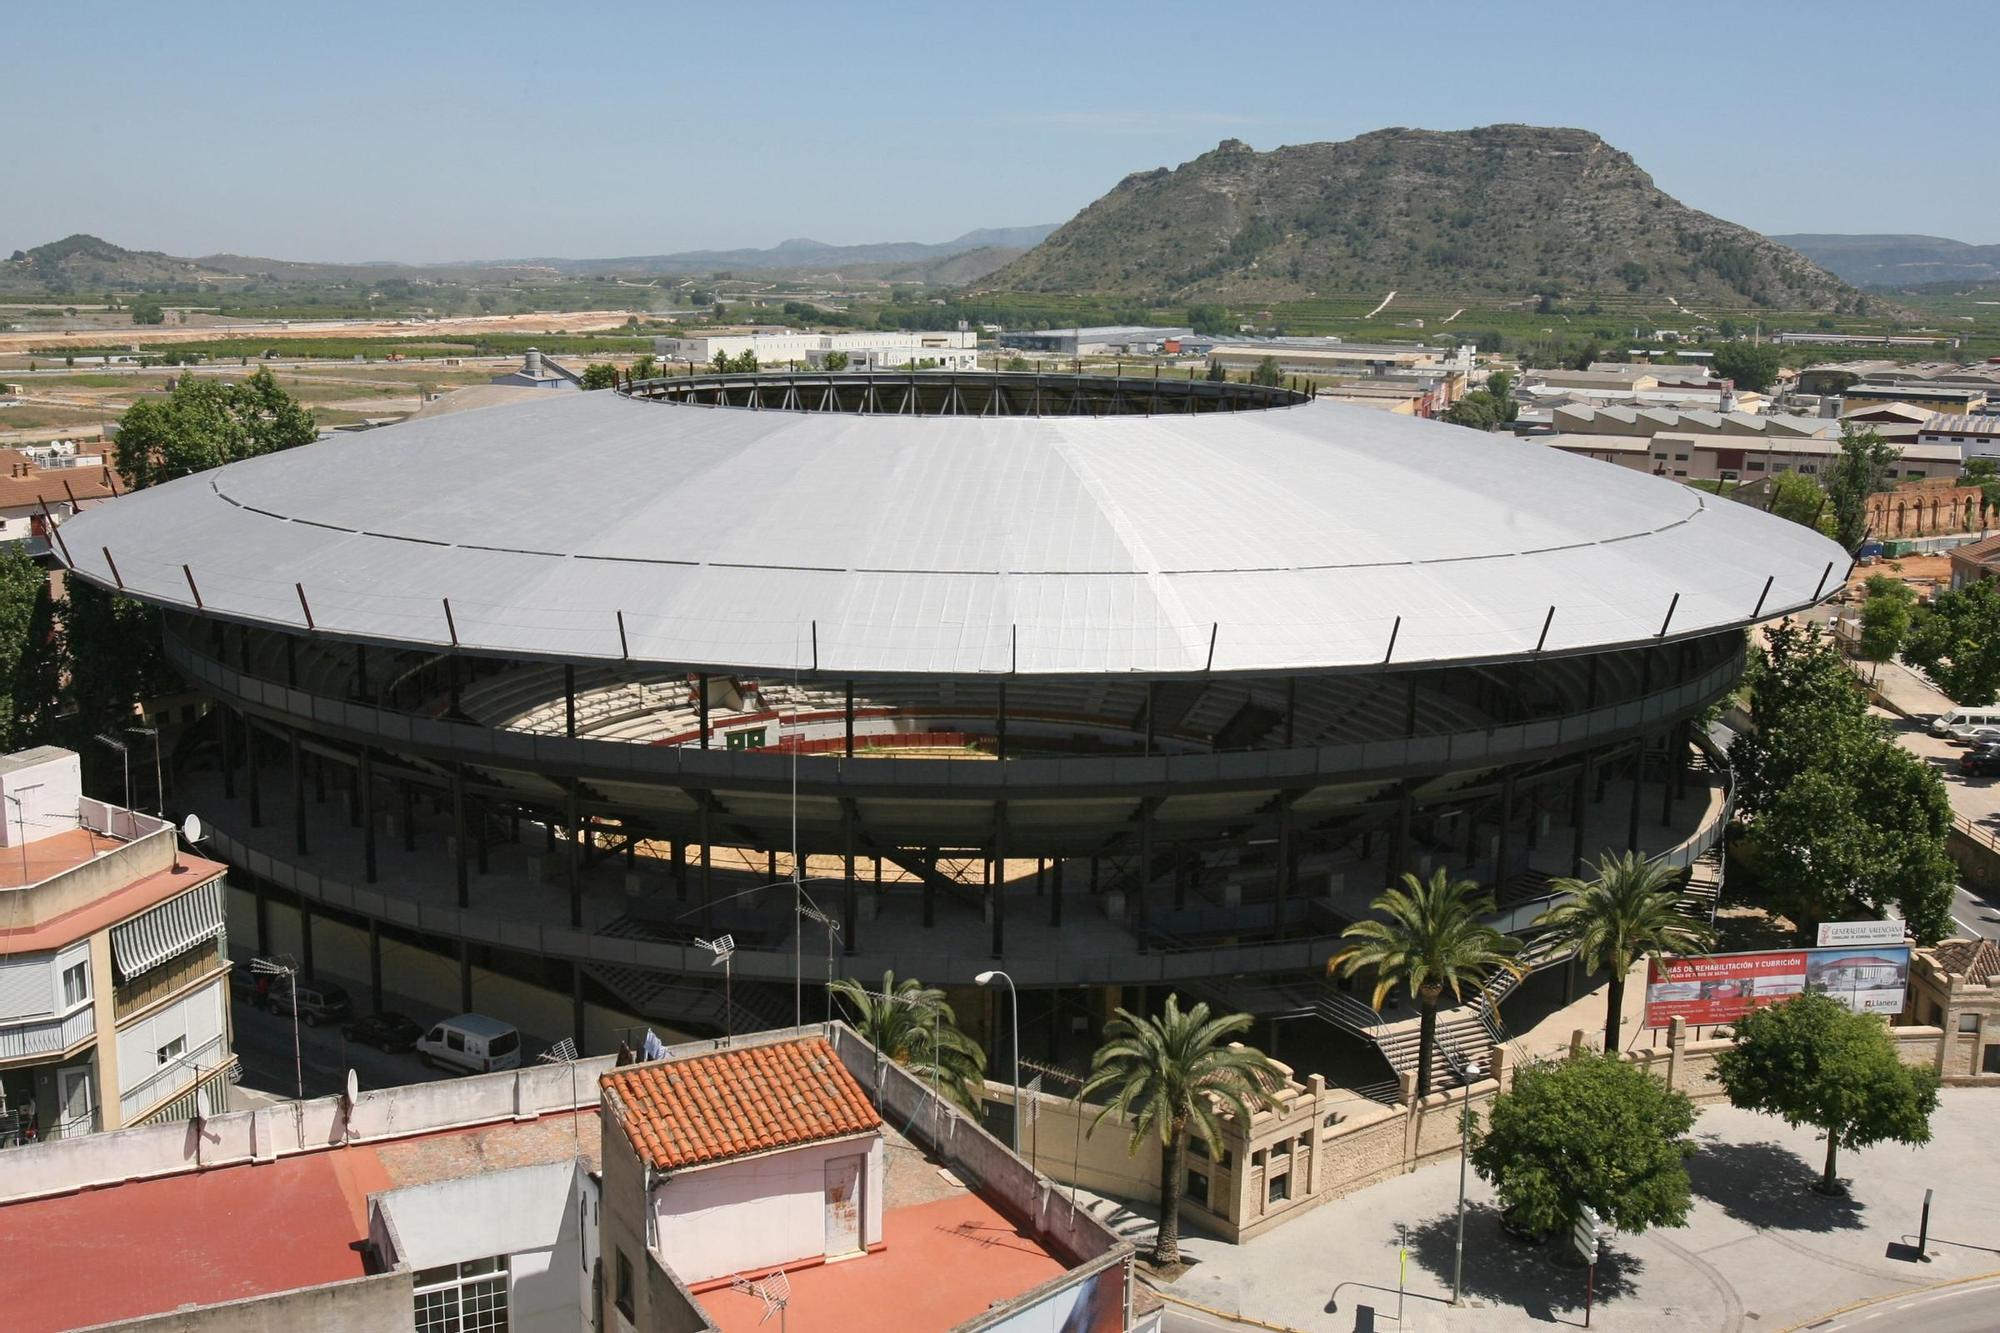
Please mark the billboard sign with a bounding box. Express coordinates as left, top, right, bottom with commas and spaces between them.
1817, 920, 1905, 948
1644, 945, 1910, 1028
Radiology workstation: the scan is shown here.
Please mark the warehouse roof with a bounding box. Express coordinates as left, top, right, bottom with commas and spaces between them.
55, 385, 1849, 676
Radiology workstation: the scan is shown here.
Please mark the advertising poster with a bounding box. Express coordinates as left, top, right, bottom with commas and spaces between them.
1644, 945, 1910, 1027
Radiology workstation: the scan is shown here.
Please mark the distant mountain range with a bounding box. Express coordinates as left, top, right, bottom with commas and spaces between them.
1770, 234, 2000, 288
989, 125, 1860, 310
1, 224, 1062, 294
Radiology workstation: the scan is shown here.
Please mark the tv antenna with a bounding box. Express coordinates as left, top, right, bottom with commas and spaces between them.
538, 1038, 582, 1158
696, 935, 736, 1046
730, 1268, 791, 1329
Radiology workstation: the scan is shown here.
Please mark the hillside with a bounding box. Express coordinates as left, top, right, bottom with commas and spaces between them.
1773, 233, 2000, 288
989, 126, 1858, 309
541, 225, 1056, 275
4, 233, 239, 290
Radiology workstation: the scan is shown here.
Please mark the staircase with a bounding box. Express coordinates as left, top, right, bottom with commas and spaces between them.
1676, 845, 1725, 922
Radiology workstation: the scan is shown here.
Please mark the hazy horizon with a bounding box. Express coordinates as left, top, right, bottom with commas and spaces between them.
7, 1, 1996, 263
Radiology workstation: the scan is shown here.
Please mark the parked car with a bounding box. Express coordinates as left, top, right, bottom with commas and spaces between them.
416, 1014, 522, 1074
1962, 747, 2000, 777
341, 1011, 424, 1053
1933, 707, 2000, 740
266, 977, 352, 1027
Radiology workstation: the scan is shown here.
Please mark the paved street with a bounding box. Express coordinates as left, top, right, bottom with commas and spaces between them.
1101, 1089, 2000, 1333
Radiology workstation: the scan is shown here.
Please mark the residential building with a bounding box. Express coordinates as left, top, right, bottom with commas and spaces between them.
1949, 533, 2000, 589
1207, 339, 1473, 377
1919, 413, 2000, 462
0, 745, 234, 1147
0, 448, 116, 554
0, 1024, 1157, 1333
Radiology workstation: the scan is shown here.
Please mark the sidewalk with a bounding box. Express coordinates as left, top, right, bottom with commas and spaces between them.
1094, 1088, 2000, 1332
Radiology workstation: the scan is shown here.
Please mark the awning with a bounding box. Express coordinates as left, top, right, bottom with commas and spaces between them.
111, 879, 224, 979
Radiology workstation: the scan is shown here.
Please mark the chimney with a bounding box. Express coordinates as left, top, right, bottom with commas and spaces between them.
525, 347, 543, 378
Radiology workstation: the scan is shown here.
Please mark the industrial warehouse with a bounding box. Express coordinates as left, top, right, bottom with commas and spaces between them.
53, 369, 1847, 1088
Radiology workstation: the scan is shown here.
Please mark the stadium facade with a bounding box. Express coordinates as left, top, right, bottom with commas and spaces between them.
57, 372, 1848, 1055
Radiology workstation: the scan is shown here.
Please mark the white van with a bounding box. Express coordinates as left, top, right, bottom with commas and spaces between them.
1931, 708, 2000, 741
416, 1014, 522, 1074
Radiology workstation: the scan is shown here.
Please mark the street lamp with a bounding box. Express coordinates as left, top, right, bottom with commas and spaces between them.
975, 970, 1020, 1153
126, 725, 164, 817
93, 733, 131, 814
250, 954, 303, 1103
1453, 1057, 1486, 1307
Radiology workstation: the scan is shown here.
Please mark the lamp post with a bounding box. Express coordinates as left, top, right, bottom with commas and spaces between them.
1453, 1058, 1485, 1306
975, 969, 1020, 1153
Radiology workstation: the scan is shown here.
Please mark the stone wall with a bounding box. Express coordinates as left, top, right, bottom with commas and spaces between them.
78, 1272, 413, 1333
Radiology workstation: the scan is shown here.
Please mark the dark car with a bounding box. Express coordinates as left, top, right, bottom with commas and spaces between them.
1962, 748, 2000, 777
342, 1011, 424, 1052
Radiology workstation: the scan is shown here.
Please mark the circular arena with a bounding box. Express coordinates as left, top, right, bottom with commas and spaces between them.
58, 371, 1846, 1060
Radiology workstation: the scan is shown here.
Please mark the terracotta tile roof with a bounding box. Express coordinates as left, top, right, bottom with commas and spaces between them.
602, 1037, 880, 1172
1932, 938, 2000, 983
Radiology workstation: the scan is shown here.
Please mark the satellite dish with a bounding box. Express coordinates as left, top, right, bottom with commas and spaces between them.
181, 813, 204, 844
344, 1068, 359, 1105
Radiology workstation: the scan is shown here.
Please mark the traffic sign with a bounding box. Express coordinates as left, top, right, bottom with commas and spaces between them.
1571, 1205, 1611, 1262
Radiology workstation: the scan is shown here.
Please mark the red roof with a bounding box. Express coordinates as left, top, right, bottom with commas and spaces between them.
603, 1037, 880, 1172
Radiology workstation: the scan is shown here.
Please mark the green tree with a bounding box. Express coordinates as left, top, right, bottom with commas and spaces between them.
1080, 994, 1283, 1266
1904, 575, 2000, 704
1714, 992, 1939, 1195
112, 367, 316, 490
1186, 304, 1232, 337
821, 350, 850, 372
628, 354, 657, 381
1728, 621, 1955, 939
0, 546, 59, 750
1763, 471, 1833, 536
830, 971, 986, 1113
1441, 391, 1503, 431
1330, 869, 1523, 1098
1472, 1053, 1698, 1237
129, 297, 166, 326
1534, 852, 1715, 1054
1711, 341, 1783, 393
1004, 355, 1030, 372
1205, 360, 1229, 382
580, 362, 618, 390
1856, 575, 1915, 675
1964, 457, 1997, 485
1826, 424, 1900, 551
1250, 356, 1283, 387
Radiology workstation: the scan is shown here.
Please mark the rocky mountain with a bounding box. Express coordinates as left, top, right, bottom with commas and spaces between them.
1772, 233, 2000, 288
3, 233, 235, 290
989, 126, 1859, 309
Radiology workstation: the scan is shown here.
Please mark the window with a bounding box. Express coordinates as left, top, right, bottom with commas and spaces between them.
1797, 464, 1818, 475
415, 1255, 509, 1333
1673, 452, 1690, 461
1187, 1139, 1232, 1169
1748, 461, 1766, 472
1185, 1168, 1210, 1209
448, 1030, 467, 1053
61, 960, 89, 1009
615, 1250, 635, 1321
155, 1035, 187, 1066
1908, 469, 1927, 478
1652, 452, 1668, 461
1268, 1171, 1291, 1204
1960, 1013, 1981, 1034
1986, 1044, 2000, 1076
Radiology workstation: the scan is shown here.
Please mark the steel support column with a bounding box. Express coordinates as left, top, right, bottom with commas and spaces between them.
842, 800, 858, 955
299, 904, 314, 979
245, 714, 261, 827
1626, 740, 1645, 852
220, 706, 235, 801
991, 805, 1007, 958
360, 750, 377, 885
452, 766, 468, 909
289, 729, 307, 856
565, 664, 577, 739
567, 786, 583, 928
368, 918, 383, 1013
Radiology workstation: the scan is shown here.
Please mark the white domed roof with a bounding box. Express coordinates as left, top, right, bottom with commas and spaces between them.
60, 387, 1846, 675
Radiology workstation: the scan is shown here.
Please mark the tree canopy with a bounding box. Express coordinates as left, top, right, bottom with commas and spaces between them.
1472, 1053, 1698, 1237
1904, 574, 2000, 705
1826, 425, 1900, 551
1332, 869, 1521, 1097
112, 367, 317, 490
1763, 471, 1834, 536
1710, 342, 1783, 393
1728, 621, 1955, 940
1535, 852, 1714, 1053
1714, 992, 1939, 1194
1081, 994, 1282, 1266
829, 971, 985, 1112
1856, 574, 1915, 670
580, 362, 619, 390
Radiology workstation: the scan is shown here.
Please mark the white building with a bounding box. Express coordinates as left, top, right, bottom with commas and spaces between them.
655, 329, 978, 371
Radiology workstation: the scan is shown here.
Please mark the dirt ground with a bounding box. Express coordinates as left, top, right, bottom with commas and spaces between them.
0, 309, 644, 355
1837, 552, 1952, 601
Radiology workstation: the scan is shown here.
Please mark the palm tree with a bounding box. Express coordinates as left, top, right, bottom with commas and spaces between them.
1534, 850, 1717, 1054
1330, 868, 1523, 1099
1080, 994, 1283, 1267
830, 971, 986, 1113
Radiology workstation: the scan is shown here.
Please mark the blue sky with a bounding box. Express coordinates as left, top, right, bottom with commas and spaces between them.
6, 1, 1994, 262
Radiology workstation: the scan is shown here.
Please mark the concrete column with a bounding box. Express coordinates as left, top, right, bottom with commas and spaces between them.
289, 730, 307, 856
844, 681, 855, 758
842, 803, 858, 956
220, 706, 236, 801
87, 936, 123, 1130
368, 918, 383, 1013
699, 800, 713, 933
452, 767, 469, 909
564, 664, 577, 739
1050, 855, 1064, 928
299, 905, 315, 979
567, 788, 583, 929
458, 939, 472, 1013
1571, 762, 1588, 876
245, 716, 262, 827
1626, 740, 1645, 852
361, 752, 377, 884
572, 963, 587, 1057
1495, 774, 1515, 884
254, 881, 270, 955
991, 804, 1007, 958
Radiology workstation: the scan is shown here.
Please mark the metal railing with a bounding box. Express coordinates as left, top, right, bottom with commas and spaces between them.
0, 1005, 95, 1063
119, 1034, 228, 1124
